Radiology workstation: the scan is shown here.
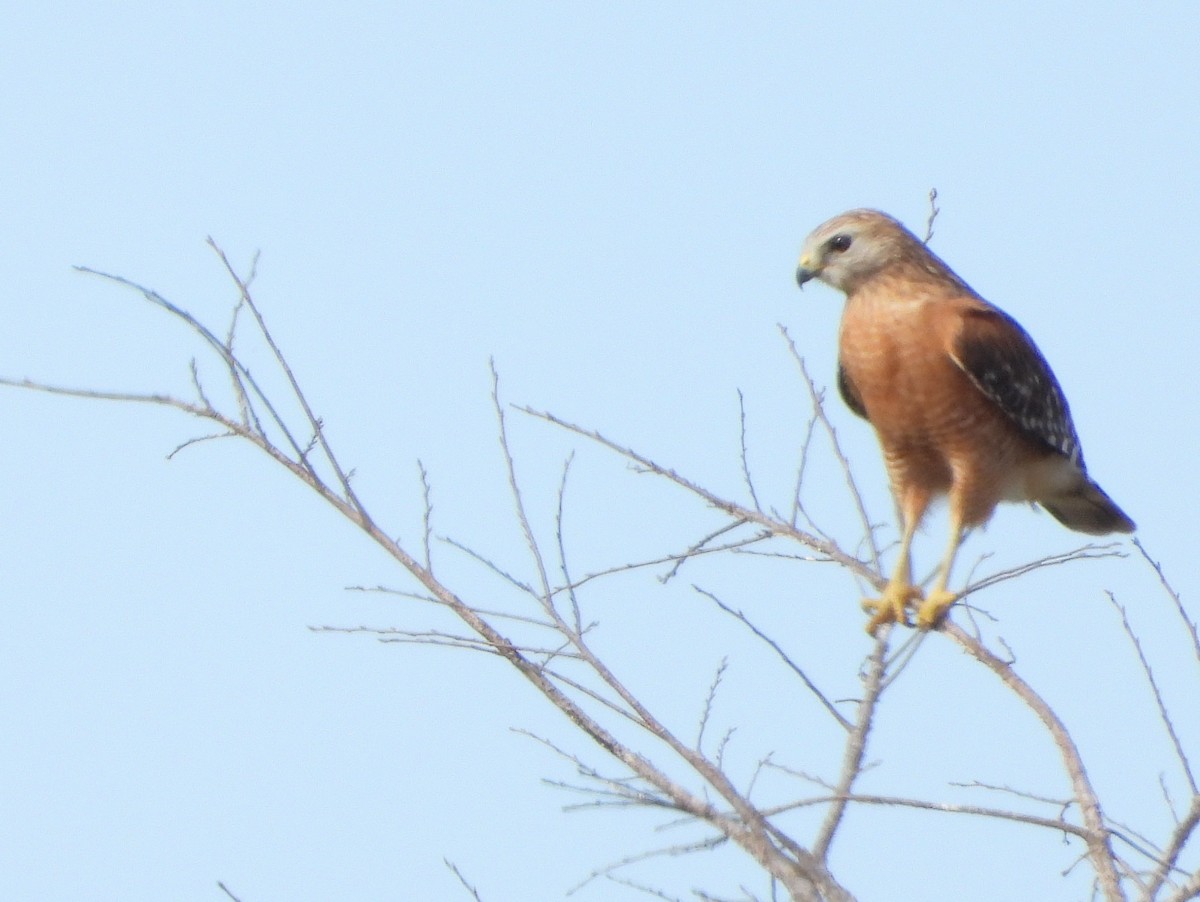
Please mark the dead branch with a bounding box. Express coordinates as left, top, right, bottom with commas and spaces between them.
445, 859, 485, 901
813, 634, 888, 861
923, 188, 941, 244
1135, 538, 1200, 669
1108, 594, 1196, 795
6, 243, 1190, 901
699, 587, 852, 732
942, 622, 1125, 901
778, 328, 882, 575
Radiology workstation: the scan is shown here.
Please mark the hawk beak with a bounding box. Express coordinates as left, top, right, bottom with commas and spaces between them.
795, 263, 817, 288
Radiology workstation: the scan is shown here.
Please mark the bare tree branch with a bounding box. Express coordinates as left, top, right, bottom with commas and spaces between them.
696, 658, 730, 753
1108, 594, 1196, 795
445, 859, 485, 901
923, 188, 941, 244
554, 451, 586, 633
206, 240, 367, 516
942, 622, 1125, 902
7, 245, 1188, 902
419, 459, 435, 572
699, 587, 852, 732
964, 544, 1127, 597
738, 388, 764, 513
1143, 794, 1200, 900
1135, 538, 1200, 669
814, 635, 888, 860
518, 405, 879, 591
777, 331, 882, 577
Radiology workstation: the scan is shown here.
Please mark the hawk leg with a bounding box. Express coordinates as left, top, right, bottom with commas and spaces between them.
916, 514, 966, 630
864, 510, 965, 634
862, 522, 923, 635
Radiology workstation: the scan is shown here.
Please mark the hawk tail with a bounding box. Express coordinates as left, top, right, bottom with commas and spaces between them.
1042, 478, 1135, 535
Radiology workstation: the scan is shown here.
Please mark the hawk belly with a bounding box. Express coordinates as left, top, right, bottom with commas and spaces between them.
838, 291, 1050, 528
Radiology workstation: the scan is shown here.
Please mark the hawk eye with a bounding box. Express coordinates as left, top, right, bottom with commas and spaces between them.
828, 234, 853, 253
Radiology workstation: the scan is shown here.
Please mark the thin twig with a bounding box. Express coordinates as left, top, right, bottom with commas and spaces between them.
188, 358, 213, 412
521, 404, 878, 588
924, 188, 940, 244
73, 267, 287, 466
343, 585, 559, 629
554, 451, 584, 633
603, 874, 687, 901
418, 460, 434, 572
658, 522, 759, 584
738, 389, 763, 513
949, 780, 1073, 810
313, 623, 578, 659
1135, 538, 1200, 668
965, 544, 1126, 597
444, 859, 484, 901
166, 431, 239, 459
492, 361, 555, 614
568, 835, 730, 896
441, 535, 540, 598
698, 587, 851, 731
790, 405, 827, 536
781, 790, 1088, 837
696, 658, 730, 752
777, 331, 881, 576
206, 240, 367, 517
1107, 593, 1196, 795
221, 273, 254, 427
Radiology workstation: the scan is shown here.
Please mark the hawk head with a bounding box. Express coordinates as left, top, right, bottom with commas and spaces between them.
796, 209, 917, 294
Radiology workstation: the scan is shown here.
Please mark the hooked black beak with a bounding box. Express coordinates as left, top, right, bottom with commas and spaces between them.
795, 265, 817, 288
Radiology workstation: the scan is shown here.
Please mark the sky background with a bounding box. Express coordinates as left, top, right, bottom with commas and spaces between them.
2, 3, 1197, 900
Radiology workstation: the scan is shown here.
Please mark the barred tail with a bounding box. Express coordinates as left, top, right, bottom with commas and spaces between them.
1042, 478, 1135, 535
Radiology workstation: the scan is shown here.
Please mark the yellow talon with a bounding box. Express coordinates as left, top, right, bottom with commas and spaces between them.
862, 581, 924, 635
862, 499, 965, 635
916, 589, 958, 630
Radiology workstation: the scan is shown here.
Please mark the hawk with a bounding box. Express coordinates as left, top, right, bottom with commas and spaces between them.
795, 209, 1134, 634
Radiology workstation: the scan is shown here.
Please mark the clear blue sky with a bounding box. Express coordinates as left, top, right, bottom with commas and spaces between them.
2, 3, 1197, 900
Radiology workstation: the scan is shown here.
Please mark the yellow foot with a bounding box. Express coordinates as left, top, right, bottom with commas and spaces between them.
916, 589, 958, 630
862, 582, 924, 635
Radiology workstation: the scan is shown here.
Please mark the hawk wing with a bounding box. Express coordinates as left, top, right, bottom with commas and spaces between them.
949, 305, 1084, 468
837, 362, 868, 420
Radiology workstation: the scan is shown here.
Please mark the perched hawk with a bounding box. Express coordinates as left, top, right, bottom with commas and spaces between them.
795, 209, 1134, 634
